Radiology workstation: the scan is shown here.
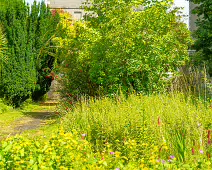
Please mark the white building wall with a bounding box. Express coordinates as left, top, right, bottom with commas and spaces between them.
26, 0, 49, 6
49, 0, 86, 20
49, 0, 84, 8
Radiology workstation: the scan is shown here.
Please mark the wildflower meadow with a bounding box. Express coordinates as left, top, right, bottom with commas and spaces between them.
0, 0, 211, 169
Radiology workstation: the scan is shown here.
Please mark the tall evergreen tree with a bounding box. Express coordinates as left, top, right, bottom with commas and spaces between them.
0, 0, 60, 106
0, 25, 7, 77
29, 1, 60, 101
0, 0, 36, 106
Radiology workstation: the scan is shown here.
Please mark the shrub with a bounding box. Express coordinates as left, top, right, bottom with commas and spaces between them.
0, 129, 166, 169
0, 99, 12, 114
0, 130, 94, 169
189, 0, 212, 76
57, 0, 192, 99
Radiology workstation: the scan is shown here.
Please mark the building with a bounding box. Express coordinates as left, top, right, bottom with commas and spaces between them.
189, 2, 198, 32
48, 0, 86, 20
48, 0, 198, 31
173, 0, 198, 31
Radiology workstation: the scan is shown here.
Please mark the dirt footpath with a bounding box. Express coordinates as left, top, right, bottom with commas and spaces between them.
0, 107, 58, 140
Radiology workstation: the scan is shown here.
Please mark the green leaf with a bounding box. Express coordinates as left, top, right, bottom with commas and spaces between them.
20, 148, 24, 157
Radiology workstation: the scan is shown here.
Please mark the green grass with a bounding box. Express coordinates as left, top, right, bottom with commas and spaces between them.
0, 100, 59, 140
0, 100, 24, 139
60, 93, 212, 168
0, 94, 211, 169
0, 111, 23, 126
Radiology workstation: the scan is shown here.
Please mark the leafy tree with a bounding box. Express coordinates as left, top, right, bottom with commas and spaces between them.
58, 0, 192, 98
189, 0, 212, 76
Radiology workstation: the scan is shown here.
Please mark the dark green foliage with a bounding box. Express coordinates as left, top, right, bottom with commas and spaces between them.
0, 0, 36, 106
0, 25, 7, 76
190, 0, 212, 76
0, 0, 60, 106
29, 1, 60, 101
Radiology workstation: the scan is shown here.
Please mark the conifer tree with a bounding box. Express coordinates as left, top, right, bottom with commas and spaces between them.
0, 0, 60, 106
29, 1, 60, 101
0, 25, 7, 78
0, 0, 36, 106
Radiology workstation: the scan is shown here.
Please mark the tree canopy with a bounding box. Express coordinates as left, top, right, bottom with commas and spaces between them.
57, 0, 192, 97
190, 0, 212, 76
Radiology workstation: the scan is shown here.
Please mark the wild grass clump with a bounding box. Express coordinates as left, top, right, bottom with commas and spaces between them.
0, 99, 12, 114
61, 93, 212, 168
170, 65, 212, 102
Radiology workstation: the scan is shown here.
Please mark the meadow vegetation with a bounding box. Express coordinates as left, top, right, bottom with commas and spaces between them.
0, 0, 211, 169
0, 94, 212, 169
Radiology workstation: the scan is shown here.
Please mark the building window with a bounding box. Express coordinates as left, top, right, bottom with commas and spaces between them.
74, 11, 82, 20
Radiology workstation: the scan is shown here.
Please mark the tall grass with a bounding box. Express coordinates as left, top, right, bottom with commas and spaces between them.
170, 65, 212, 103
61, 93, 212, 168
0, 99, 12, 114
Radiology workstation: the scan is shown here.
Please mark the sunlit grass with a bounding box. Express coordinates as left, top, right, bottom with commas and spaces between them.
0, 94, 211, 169
60, 93, 212, 168
0, 100, 59, 140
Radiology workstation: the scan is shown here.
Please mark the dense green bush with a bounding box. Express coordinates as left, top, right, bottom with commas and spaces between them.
0, 0, 59, 106
0, 99, 12, 114
57, 0, 192, 99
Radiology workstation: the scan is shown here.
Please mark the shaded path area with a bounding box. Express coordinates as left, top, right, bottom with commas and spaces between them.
0, 105, 59, 140
14, 111, 57, 132
0, 80, 61, 140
